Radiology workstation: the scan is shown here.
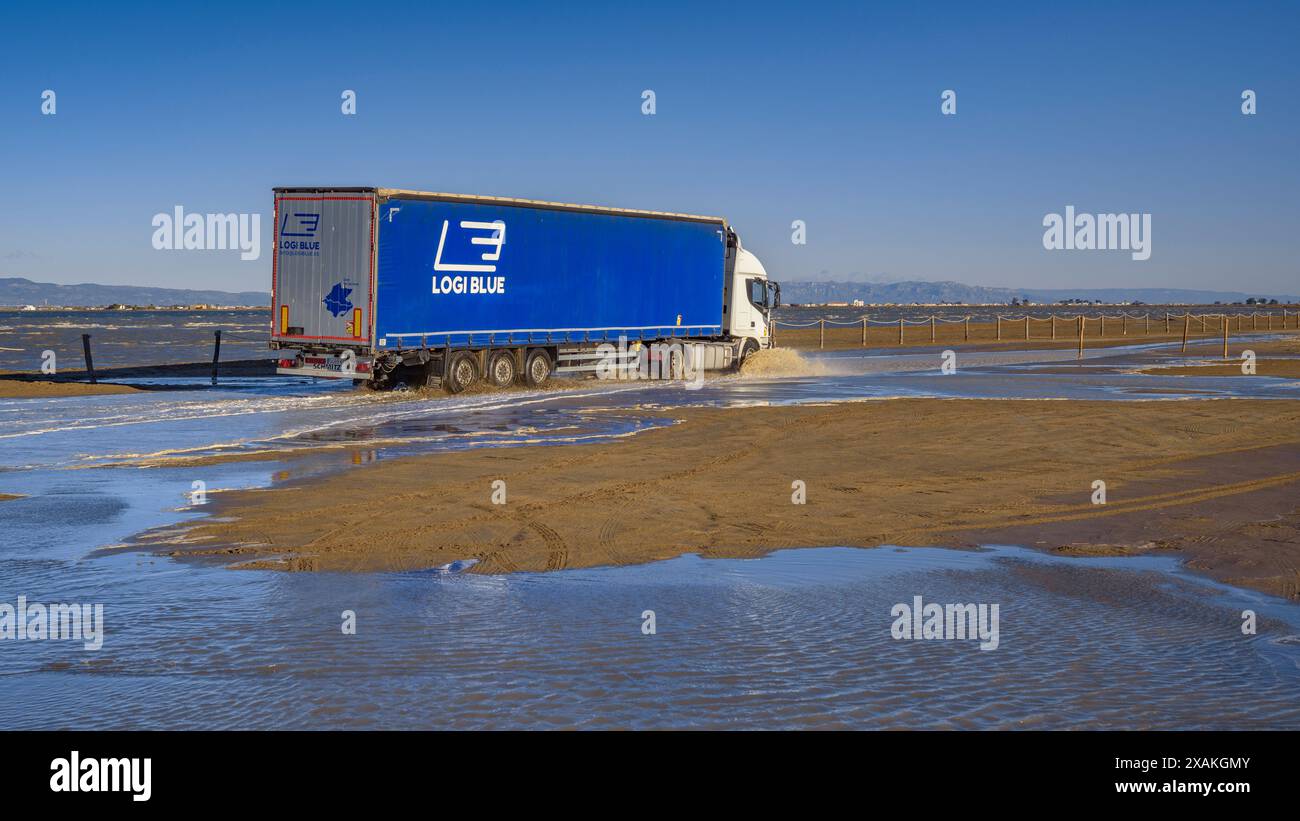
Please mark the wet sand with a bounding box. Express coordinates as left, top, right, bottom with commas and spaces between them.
1137, 360, 1300, 378
0, 378, 141, 398
1132, 335, 1300, 377
152, 398, 1300, 599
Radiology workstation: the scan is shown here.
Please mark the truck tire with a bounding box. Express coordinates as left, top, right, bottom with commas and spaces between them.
667, 347, 685, 380
736, 338, 760, 370
445, 351, 480, 394
524, 349, 553, 387
487, 351, 517, 388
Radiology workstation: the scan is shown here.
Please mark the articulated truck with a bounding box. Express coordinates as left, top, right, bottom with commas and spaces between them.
271, 187, 780, 392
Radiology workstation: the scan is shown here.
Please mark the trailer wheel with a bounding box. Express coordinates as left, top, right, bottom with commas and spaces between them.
667, 347, 685, 380
487, 351, 517, 388
524, 349, 553, 387
445, 351, 480, 394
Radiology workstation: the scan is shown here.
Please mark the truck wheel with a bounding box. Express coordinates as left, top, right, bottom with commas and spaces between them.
487, 351, 517, 388
445, 351, 480, 393
736, 338, 760, 370
524, 349, 553, 387
667, 348, 685, 380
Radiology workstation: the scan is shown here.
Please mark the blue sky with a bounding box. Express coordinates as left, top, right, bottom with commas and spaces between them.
1, 0, 1296, 295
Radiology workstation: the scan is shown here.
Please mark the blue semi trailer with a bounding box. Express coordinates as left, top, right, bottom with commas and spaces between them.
270, 187, 780, 391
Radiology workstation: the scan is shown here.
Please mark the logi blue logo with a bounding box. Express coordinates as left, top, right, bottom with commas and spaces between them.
281, 212, 320, 236
322, 281, 353, 317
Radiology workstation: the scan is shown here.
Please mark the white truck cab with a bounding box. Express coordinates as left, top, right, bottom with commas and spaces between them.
726, 235, 780, 356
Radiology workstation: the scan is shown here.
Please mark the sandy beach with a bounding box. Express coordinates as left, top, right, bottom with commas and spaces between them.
151, 396, 1300, 599
0, 379, 142, 398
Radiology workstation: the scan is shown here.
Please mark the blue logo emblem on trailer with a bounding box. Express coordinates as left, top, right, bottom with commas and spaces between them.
322, 282, 353, 317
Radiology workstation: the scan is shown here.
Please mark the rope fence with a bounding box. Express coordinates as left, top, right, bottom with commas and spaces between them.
773, 309, 1298, 358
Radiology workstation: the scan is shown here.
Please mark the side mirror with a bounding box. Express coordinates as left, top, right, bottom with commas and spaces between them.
772, 283, 782, 309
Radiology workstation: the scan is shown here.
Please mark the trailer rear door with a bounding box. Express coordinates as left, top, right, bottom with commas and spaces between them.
272, 190, 375, 345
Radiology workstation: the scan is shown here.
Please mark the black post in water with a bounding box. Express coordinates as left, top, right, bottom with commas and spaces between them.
211, 330, 222, 386
81, 333, 96, 384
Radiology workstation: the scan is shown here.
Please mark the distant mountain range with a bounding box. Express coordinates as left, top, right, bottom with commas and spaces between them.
779, 280, 1298, 305
0, 277, 270, 307
1, 275, 1293, 309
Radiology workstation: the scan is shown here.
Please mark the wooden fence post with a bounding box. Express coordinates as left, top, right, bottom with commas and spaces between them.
1222, 314, 1229, 360
211, 330, 222, 386
1181, 314, 1190, 353
964, 316, 970, 341
1051, 314, 1056, 340
861, 316, 868, 347
996, 316, 1002, 341
1024, 315, 1030, 339
930, 315, 936, 343
819, 319, 825, 349
1077, 315, 1084, 359
81, 333, 96, 384
898, 317, 904, 345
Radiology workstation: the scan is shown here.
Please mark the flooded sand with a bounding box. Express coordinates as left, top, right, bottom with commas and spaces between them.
157, 398, 1300, 601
